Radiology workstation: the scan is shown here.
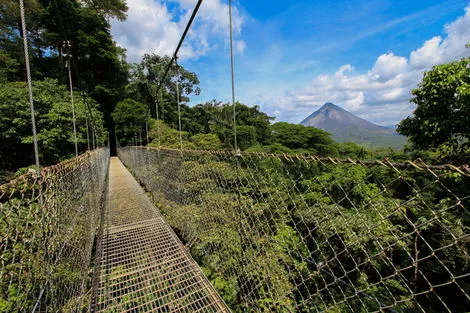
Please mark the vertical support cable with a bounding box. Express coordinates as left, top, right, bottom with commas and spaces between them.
19, 0, 40, 171
23, 0, 45, 304
63, 41, 79, 157
175, 58, 183, 151
92, 124, 96, 149
145, 111, 149, 146
68, 60, 78, 156
86, 117, 90, 150
83, 92, 94, 150
229, 0, 238, 153
155, 91, 161, 147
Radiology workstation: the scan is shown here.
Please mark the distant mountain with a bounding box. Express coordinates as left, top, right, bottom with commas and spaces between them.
383, 124, 398, 130
300, 103, 406, 148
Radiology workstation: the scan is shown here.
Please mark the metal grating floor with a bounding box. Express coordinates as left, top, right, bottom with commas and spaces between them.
91, 157, 230, 312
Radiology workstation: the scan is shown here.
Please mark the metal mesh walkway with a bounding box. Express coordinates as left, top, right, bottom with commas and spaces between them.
91, 157, 230, 312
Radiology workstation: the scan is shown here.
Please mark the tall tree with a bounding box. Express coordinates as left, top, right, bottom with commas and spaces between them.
189, 101, 274, 149
269, 122, 337, 155
0, 0, 129, 155
0, 0, 46, 81
0, 79, 106, 177
127, 53, 200, 129
40, 0, 129, 153
112, 98, 148, 146
397, 57, 470, 150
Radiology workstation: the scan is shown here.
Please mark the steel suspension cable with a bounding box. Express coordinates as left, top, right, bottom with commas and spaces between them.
144, 109, 150, 146
63, 41, 79, 157
175, 58, 183, 151
71, 58, 99, 150
155, 91, 162, 147
68, 64, 79, 156
145, 118, 149, 146
229, 0, 238, 153
19, 0, 40, 172
154, 0, 203, 98
145, 0, 204, 154
86, 117, 91, 150
82, 92, 97, 150
51, 0, 84, 154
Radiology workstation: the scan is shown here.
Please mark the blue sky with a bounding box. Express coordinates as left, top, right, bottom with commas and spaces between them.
111, 0, 470, 125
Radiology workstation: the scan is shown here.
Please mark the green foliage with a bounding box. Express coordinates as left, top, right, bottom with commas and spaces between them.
123, 147, 470, 313
112, 98, 148, 145
235, 125, 258, 150
398, 57, 470, 161
434, 139, 470, 163
82, 0, 128, 21
246, 143, 295, 154
337, 142, 371, 159
0, 0, 128, 163
190, 133, 223, 150
0, 0, 45, 81
0, 79, 106, 171
127, 53, 200, 127
148, 120, 195, 149
143, 101, 276, 152
185, 101, 273, 149
0, 149, 108, 312
270, 122, 337, 156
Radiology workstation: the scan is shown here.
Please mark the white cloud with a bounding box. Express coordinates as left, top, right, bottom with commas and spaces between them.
273, 5, 470, 125
410, 37, 444, 69
370, 53, 409, 81
235, 40, 247, 53
111, 0, 245, 62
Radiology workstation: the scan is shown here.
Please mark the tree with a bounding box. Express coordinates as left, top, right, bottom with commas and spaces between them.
127, 54, 200, 128
112, 99, 148, 146
81, 0, 128, 21
269, 122, 337, 155
337, 142, 370, 159
190, 133, 223, 150
0, 0, 46, 81
188, 101, 273, 149
235, 103, 273, 144
397, 57, 470, 150
0, 0, 129, 155
148, 120, 194, 149
0, 79, 105, 174
234, 125, 258, 150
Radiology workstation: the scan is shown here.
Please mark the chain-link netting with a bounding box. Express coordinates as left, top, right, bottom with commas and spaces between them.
90, 157, 230, 312
0, 148, 109, 312
119, 146, 470, 313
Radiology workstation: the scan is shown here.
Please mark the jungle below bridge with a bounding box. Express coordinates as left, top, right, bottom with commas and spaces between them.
1, 147, 469, 313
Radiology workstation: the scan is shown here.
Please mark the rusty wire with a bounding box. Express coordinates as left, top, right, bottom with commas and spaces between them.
0, 148, 109, 312
119, 146, 470, 313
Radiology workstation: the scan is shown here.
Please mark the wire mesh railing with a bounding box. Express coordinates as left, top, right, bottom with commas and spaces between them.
0, 148, 109, 312
90, 157, 230, 312
119, 146, 470, 313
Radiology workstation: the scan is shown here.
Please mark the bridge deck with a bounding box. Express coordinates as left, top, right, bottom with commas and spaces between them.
91, 157, 229, 312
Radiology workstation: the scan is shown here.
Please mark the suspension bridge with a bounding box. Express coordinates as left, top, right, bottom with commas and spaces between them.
91, 157, 229, 312
1, 0, 470, 312
1, 147, 469, 312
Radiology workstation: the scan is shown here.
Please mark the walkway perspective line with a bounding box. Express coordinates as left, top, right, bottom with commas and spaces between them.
91, 157, 230, 312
